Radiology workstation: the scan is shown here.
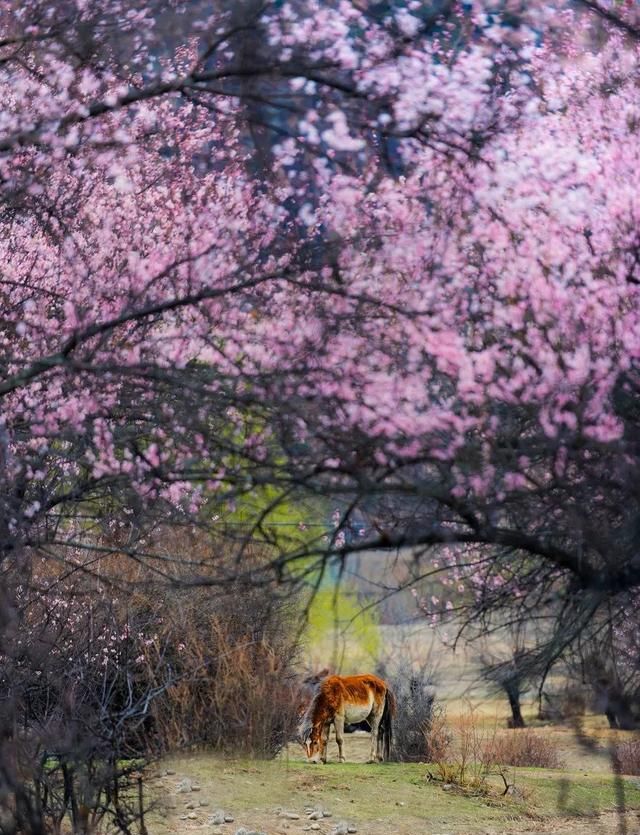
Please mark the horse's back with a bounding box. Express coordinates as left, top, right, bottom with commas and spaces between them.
321, 673, 389, 706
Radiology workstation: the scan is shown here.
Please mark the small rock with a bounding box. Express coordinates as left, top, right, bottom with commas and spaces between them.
395, 801, 405, 806
347, 828, 357, 834
210, 829, 223, 835
209, 810, 227, 826
165, 768, 176, 776
176, 778, 192, 793
309, 825, 321, 831
184, 801, 196, 810
187, 812, 198, 820
225, 815, 235, 823
308, 811, 323, 821
279, 812, 300, 820
191, 783, 202, 791
179, 815, 188, 821
333, 823, 349, 835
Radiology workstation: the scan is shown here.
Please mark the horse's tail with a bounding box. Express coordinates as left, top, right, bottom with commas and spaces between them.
378, 687, 396, 761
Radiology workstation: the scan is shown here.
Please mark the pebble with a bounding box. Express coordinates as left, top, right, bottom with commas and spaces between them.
187, 812, 198, 820
191, 783, 202, 791
234, 830, 267, 835
332, 823, 357, 835
225, 815, 235, 823
176, 778, 192, 793
308, 811, 323, 820
279, 811, 300, 820
164, 769, 176, 776
209, 810, 227, 825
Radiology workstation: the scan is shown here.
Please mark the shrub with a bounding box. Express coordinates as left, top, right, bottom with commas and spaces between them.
612, 740, 640, 775
143, 582, 302, 756
483, 730, 565, 769
380, 662, 447, 762
0, 541, 305, 834
428, 707, 563, 794
429, 705, 495, 791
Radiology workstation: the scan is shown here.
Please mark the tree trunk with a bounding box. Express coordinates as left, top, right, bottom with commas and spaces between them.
505, 684, 526, 728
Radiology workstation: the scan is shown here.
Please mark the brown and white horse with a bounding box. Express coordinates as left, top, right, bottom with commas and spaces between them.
299, 674, 395, 764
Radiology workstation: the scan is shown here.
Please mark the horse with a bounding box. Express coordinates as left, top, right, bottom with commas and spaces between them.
299, 673, 395, 764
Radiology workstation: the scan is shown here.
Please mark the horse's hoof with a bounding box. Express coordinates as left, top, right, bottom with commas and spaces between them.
338, 757, 346, 763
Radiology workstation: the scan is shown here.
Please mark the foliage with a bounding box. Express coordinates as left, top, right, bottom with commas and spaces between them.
305, 585, 381, 673
3, 0, 640, 826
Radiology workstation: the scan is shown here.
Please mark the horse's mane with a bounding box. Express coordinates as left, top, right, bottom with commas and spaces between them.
298, 684, 324, 738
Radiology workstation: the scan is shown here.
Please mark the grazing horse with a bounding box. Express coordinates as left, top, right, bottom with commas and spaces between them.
299, 674, 395, 764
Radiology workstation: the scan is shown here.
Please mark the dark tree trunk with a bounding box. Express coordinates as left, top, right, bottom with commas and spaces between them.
606, 691, 637, 730
505, 683, 526, 728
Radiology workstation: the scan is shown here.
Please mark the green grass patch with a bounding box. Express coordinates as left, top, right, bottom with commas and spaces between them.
153, 753, 640, 834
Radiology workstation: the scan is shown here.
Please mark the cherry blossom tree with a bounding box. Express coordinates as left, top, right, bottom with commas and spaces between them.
1, 0, 639, 653
3, 0, 640, 819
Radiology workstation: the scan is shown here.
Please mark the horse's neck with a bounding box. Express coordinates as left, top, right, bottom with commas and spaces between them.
307, 692, 333, 728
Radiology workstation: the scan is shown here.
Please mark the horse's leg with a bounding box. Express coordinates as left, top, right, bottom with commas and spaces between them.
367, 704, 384, 763
334, 714, 346, 763
320, 721, 331, 764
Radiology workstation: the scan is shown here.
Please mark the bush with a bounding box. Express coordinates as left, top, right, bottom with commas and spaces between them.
143, 582, 302, 756
483, 730, 565, 769
0, 542, 304, 834
428, 707, 562, 794
380, 663, 447, 762
0, 575, 161, 835
612, 740, 640, 775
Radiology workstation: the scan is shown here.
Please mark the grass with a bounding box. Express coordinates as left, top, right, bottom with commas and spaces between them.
151, 743, 640, 835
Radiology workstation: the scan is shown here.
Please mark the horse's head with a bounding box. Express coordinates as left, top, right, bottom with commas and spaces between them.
298, 724, 322, 763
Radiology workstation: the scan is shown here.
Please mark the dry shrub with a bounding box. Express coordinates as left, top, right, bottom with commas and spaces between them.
428, 706, 562, 794
484, 730, 565, 769
429, 705, 497, 790
139, 580, 302, 757
381, 663, 445, 762
612, 739, 640, 775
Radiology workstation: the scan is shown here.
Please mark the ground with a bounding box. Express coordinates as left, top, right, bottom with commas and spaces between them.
150, 731, 640, 835
150, 621, 640, 835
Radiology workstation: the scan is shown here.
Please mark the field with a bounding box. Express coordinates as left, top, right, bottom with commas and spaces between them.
152, 719, 640, 835
148, 616, 640, 835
